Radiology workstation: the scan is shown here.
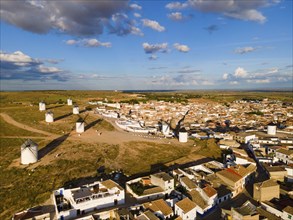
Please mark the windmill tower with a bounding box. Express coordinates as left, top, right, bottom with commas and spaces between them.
179, 127, 188, 143
76, 114, 88, 133
161, 121, 170, 135
45, 111, 54, 123
21, 139, 38, 164
67, 98, 73, 106
73, 105, 79, 114
39, 101, 46, 111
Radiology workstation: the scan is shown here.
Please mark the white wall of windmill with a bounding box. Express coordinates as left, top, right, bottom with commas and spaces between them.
67, 99, 73, 106
267, 125, 276, 135
39, 102, 46, 111
45, 112, 54, 122
179, 131, 188, 143
162, 123, 170, 135
73, 106, 79, 114
76, 122, 84, 133
21, 145, 38, 164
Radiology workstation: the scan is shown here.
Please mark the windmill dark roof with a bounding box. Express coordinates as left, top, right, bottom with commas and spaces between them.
21, 139, 38, 148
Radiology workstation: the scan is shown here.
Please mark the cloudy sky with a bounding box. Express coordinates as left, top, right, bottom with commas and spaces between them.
0, 0, 292, 90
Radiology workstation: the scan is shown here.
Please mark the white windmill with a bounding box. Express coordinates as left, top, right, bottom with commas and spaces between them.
67, 98, 73, 106
76, 114, 89, 133
45, 111, 54, 123
161, 122, 170, 135
179, 127, 188, 143
73, 105, 79, 114
39, 101, 46, 111
20, 139, 38, 165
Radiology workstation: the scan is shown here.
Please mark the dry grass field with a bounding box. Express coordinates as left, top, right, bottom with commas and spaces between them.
0, 90, 291, 219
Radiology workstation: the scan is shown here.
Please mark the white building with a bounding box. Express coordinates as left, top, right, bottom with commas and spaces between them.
161, 123, 170, 136
21, 139, 38, 165
179, 128, 188, 143
175, 198, 197, 220
39, 102, 46, 111
45, 111, 54, 123
53, 180, 125, 220
73, 106, 79, 115
76, 121, 85, 133
275, 148, 293, 164
150, 172, 174, 194
67, 99, 73, 106
267, 123, 277, 135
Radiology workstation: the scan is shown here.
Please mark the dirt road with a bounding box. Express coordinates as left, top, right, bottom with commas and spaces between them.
0, 113, 54, 136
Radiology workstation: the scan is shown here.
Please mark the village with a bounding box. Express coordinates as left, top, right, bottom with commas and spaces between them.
12, 96, 293, 220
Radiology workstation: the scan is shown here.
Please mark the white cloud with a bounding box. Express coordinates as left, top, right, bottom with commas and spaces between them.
0, 51, 67, 81
36, 65, 62, 73
134, 12, 141, 18
149, 55, 158, 60
234, 46, 257, 54
66, 39, 112, 48
0, 51, 39, 66
142, 42, 168, 54
173, 43, 190, 52
141, 19, 165, 32
222, 65, 291, 87
66, 39, 77, 45
130, 26, 144, 36
222, 73, 229, 80
84, 39, 112, 48
247, 79, 270, 83
130, 3, 142, 10
166, 2, 188, 10
168, 12, 183, 21
234, 67, 248, 78
225, 9, 266, 23
187, 0, 278, 23
267, 67, 278, 74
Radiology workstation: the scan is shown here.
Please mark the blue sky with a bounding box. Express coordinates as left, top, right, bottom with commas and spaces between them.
0, 0, 292, 90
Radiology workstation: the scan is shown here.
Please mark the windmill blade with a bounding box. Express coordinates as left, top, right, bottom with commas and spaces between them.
28, 145, 37, 158
83, 113, 89, 123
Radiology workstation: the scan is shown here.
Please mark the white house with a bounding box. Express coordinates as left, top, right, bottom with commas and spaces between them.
275, 148, 293, 164
53, 180, 125, 220
150, 172, 174, 194
175, 198, 197, 220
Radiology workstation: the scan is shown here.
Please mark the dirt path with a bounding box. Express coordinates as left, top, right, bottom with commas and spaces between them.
0, 113, 55, 136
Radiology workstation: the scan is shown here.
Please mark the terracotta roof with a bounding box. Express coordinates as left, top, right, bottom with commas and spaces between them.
176, 198, 197, 213
145, 199, 173, 216
216, 169, 242, 184
174, 217, 183, 220
101, 179, 123, 190
203, 185, 217, 198
180, 176, 197, 190
229, 165, 252, 177
188, 190, 208, 210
